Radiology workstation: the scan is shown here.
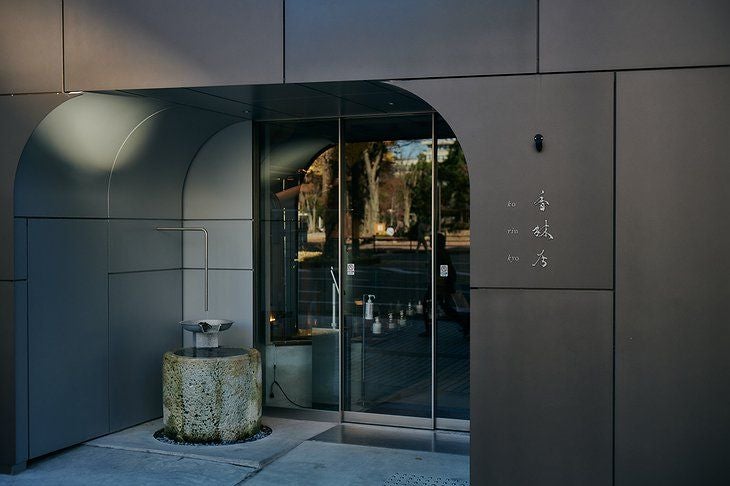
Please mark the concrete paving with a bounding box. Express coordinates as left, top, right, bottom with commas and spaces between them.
244, 441, 469, 486
84, 416, 337, 468
0, 445, 255, 485
0, 417, 469, 485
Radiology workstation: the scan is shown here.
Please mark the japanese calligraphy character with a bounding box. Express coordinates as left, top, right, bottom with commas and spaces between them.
532, 249, 548, 268
532, 219, 554, 240
533, 190, 550, 212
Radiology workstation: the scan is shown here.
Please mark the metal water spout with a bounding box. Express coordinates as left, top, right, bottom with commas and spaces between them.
180, 319, 233, 348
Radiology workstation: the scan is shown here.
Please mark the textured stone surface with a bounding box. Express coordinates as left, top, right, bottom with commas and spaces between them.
162, 348, 261, 443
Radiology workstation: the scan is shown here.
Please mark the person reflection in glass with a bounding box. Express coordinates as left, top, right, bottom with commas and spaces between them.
412, 215, 430, 253
420, 233, 469, 338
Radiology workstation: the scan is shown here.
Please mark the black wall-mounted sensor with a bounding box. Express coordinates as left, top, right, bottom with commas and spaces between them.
534, 134, 544, 152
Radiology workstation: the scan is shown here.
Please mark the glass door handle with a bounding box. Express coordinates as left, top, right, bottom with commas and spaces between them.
330, 266, 340, 294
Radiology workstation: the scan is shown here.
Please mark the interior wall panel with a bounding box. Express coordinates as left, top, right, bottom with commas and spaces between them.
64, 0, 284, 91
109, 219, 182, 273
108, 107, 234, 219
471, 289, 613, 486
183, 121, 253, 220
14, 93, 168, 219
394, 74, 614, 289
27, 219, 109, 458
0, 0, 62, 94
541, 0, 730, 72
285, 0, 536, 82
109, 270, 182, 431
13, 219, 27, 280
183, 220, 253, 270
616, 67, 730, 485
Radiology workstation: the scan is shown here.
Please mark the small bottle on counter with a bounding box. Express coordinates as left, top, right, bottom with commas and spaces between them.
372, 316, 382, 335
388, 312, 396, 330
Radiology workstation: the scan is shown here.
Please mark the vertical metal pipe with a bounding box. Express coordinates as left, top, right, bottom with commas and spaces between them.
156, 227, 209, 311
203, 228, 209, 312
430, 112, 437, 429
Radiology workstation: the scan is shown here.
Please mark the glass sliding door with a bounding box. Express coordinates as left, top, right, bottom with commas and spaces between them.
342, 115, 434, 423
258, 114, 470, 429
259, 120, 340, 411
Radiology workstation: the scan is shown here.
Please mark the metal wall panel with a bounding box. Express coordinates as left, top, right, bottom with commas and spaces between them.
183, 220, 253, 270
64, 0, 283, 90
108, 107, 234, 219
183, 269, 253, 348
285, 0, 536, 82
27, 219, 109, 458
109, 270, 182, 432
13, 219, 27, 280
541, 0, 730, 72
0, 94, 65, 280
183, 121, 253, 220
395, 73, 614, 289
616, 67, 730, 485
0, 93, 64, 470
15, 93, 168, 219
109, 219, 182, 273
471, 289, 613, 486
0, 283, 15, 469
0, 0, 62, 94
12, 281, 27, 466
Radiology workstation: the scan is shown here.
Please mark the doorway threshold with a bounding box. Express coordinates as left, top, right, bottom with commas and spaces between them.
310, 423, 469, 456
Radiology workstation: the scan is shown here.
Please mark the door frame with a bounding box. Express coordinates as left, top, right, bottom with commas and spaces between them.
257, 112, 470, 432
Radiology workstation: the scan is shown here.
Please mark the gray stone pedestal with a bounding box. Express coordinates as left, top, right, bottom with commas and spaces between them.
162, 347, 262, 443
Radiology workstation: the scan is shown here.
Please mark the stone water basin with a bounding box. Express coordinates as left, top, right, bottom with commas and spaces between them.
162, 347, 262, 444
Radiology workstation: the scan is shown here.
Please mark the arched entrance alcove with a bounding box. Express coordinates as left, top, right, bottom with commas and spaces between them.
13, 91, 252, 458
10, 81, 470, 462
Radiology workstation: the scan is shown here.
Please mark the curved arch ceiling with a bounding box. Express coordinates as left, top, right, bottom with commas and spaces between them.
14, 81, 446, 220
15, 92, 236, 219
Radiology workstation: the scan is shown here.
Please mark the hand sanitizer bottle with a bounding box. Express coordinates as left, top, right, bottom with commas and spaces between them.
365, 295, 375, 321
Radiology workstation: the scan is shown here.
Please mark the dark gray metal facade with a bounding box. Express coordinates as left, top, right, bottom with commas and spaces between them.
540, 0, 730, 72
472, 289, 613, 486
1, 2, 729, 485
0, 94, 66, 472
63, 0, 284, 90
0, 0, 62, 94
616, 67, 730, 485
398, 73, 614, 290
285, 0, 537, 82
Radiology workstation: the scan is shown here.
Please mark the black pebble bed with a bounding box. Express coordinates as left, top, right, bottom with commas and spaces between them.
153, 425, 272, 446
